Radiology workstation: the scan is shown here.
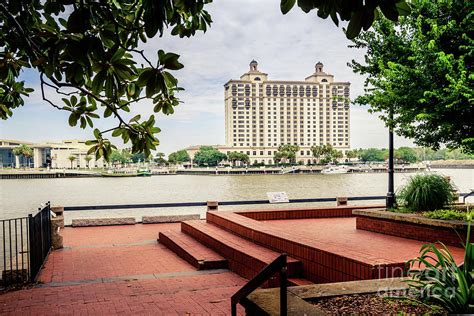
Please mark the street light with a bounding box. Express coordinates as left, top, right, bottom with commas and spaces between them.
387, 111, 396, 209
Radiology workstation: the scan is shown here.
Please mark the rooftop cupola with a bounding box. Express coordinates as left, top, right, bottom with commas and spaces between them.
315, 62, 324, 73
249, 60, 258, 72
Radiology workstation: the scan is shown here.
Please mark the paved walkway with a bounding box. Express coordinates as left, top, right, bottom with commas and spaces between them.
0, 224, 246, 315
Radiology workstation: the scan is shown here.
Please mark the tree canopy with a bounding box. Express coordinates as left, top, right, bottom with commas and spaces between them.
1, 0, 415, 161
0, 0, 212, 161
280, 0, 411, 39
311, 144, 342, 164
193, 146, 226, 167
168, 149, 190, 164
349, 0, 473, 153
274, 144, 300, 164
227, 151, 249, 166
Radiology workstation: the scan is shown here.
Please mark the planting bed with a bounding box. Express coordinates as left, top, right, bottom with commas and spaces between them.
310, 290, 446, 315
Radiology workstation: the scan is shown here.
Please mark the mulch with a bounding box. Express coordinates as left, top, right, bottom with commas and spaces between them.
310, 290, 447, 315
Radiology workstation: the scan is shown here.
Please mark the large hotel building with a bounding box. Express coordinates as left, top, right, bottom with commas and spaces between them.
186, 60, 350, 165
225, 60, 350, 164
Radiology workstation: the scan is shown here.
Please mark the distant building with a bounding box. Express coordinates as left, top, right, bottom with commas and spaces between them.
186, 60, 350, 165
224, 61, 350, 165
0, 139, 105, 169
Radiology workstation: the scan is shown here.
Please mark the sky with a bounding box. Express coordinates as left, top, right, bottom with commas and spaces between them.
0, 0, 414, 155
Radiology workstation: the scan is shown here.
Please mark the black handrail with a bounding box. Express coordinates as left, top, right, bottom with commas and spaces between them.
231, 254, 287, 316
63, 195, 388, 211
61, 192, 472, 211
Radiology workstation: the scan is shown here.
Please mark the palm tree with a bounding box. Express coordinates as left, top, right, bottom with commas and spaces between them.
22, 146, 33, 168
84, 156, 93, 169
12, 146, 22, 168
12, 144, 33, 168
68, 155, 76, 169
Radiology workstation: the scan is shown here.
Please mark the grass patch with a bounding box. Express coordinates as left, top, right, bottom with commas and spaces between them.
423, 209, 467, 221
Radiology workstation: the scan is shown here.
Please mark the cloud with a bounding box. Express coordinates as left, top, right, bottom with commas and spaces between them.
1, 0, 414, 154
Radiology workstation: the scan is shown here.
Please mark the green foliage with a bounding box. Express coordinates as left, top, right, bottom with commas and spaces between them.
153, 152, 167, 165
349, 0, 474, 153
275, 144, 300, 164
420, 148, 474, 161
12, 144, 33, 159
406, 214, 474, 313
109, 149, 131, 164
84, 155, 92, 167
67, 155, 76, 168
131, 152, 147, 163
359, 148, 387, 162
0, 0, 213, 159
398, 174, 456, 212
424, 209, 467, 221
395, 147, 418, 163
280, 0, 411, 39
168, 149, 190, 164
227, 151, 249, 165
311, 144, 342, 164
193, 146, 226, 167
346, 150, 358, 159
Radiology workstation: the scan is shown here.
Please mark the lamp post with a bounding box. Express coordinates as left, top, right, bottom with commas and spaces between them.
386, 111, 396, 209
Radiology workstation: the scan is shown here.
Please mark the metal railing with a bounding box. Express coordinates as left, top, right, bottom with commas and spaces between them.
28, 203, 52, 282
1, 216, 29, 285
231, 254, 287, 316
63, 196, 387, 211
62, 193, 472, 212
0, 202, 52, 286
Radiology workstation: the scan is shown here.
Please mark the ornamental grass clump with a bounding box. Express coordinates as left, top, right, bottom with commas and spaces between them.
406, 211, 474, 313
398, 174, 456, 212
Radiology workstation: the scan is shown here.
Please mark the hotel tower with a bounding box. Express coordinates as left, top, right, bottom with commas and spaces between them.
222, 60, 350, 165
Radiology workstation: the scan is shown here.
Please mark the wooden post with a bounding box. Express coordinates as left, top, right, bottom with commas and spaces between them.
50, 206, 64, 249
337, 197, 348, 206
207, 201, 219, 212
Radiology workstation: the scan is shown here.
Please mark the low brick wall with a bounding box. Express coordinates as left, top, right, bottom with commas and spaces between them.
142, 214, 200, 224
71, 217, 136, 227
354, 209, 468, 247
236, 205, 384, 221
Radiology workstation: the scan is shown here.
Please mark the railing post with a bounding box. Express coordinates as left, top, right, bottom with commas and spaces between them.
27, 214, 34, 281
280, 254, 287, 316
207, 201, 219, 212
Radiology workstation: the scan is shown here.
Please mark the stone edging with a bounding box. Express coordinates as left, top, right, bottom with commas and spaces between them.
244, 278, 410, 315
142, 214, 200, 224
352, 209, 467, 229
71, 217, 136, 227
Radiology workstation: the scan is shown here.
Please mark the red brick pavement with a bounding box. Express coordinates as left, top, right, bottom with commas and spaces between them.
0, 224, 246, 315
264, 217, 465, 264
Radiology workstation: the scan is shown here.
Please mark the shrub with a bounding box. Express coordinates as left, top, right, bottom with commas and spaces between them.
406, 213, 474, 313
424, 209, 467, 221
398, 174, 456, 212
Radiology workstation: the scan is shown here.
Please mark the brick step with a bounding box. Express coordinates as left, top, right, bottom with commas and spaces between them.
181, 220, 302, 281
288, 278, 314, 286
159, 230, 228, 270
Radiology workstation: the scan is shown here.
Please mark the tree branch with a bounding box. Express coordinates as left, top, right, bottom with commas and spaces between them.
47, 76, 137, 133
40, 73, 65, 110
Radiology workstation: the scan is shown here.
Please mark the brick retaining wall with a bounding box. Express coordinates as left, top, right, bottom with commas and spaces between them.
356, 216, 467, 247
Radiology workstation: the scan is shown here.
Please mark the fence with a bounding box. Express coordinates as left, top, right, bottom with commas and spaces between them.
0, 202, 52, 286
62, 193, 472, 212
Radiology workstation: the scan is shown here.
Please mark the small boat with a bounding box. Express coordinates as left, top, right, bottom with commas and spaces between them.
137, 168, 152, 177
321, 165, 349, 174
102, 170, 136, 177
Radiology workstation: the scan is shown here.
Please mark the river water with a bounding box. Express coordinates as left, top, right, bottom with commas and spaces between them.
0, 169, 472, 224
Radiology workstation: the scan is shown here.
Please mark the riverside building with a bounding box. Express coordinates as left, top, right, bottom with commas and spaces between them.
0, 139, 105, 169
222, 60, 350, 165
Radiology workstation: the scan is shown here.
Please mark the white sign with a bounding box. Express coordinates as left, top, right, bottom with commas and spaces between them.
267, 192, 289, 204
